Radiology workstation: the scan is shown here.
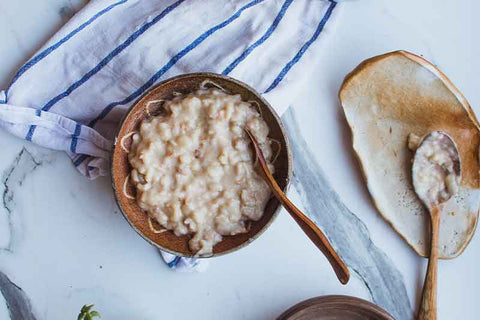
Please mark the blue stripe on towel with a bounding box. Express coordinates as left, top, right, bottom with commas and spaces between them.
5, 0, 127, 101
70, 122, 82, 153
25, 110, 42, 141
75, 0, 266, 168
41, 0, 185, 113
264, 0, 336, 93
74, 154, 88, 167
87, 0, 266, 129
222, 0, 293, 75
25, 126, 36, 142
167, 256, 181, 268
26, 0, 185, 141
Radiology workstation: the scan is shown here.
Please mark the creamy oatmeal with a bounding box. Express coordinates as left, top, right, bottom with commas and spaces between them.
407, 133, 422, 151
411, 132, 460, 205
128, 88, 274, 255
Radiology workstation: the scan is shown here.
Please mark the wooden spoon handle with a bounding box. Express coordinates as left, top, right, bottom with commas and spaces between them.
277, 188, 350, 285
246, 129, 349, 284
418, 207, 440, 320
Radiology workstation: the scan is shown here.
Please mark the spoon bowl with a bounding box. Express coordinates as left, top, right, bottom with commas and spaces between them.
412, 131, 461, 209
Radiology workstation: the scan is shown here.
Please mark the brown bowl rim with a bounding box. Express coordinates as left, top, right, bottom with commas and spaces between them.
276, 295, 396, 320
111, 72, 293, 258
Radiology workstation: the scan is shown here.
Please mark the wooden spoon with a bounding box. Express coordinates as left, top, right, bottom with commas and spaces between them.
245, 128, 350, 285
412, 131, 461, 320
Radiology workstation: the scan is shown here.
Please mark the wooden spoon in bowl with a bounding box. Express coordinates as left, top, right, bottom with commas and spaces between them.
245, 128, 350, 285
412, 131, 461, 320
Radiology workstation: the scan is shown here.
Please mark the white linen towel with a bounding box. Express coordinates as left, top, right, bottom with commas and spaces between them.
0, 0, 340, 271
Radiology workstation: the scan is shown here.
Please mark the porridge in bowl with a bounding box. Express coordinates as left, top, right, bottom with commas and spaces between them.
127, 88, 275, 255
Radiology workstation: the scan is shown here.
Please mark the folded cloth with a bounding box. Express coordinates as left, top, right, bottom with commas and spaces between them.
160, 251, 210, 273
0, 0, 340, 271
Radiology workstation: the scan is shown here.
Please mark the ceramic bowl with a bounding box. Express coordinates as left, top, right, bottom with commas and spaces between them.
111, 73, 292, 258
277, 295, 395, 320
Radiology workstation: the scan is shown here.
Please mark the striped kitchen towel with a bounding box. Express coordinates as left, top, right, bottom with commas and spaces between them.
0, 0, 340, 270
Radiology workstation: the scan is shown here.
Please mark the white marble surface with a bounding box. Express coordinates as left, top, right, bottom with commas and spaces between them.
0, 0, 479, 319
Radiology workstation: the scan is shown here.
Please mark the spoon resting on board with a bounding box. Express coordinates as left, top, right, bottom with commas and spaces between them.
412, 131, 461, 320
245, 128, 350, 285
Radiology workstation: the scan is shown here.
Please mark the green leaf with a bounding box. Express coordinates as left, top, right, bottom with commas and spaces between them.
77, 304, 101, 320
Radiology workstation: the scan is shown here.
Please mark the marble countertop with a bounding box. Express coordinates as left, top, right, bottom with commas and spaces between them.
0, 0, 478, 319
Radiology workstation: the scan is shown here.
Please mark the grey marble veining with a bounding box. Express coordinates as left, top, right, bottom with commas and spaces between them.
2, 148, 42, 253
0, 0, 478, 319
0, 116, 414, 320
58, 0, 81, 21
283, 108, 413, 320
0, 271, 36, 320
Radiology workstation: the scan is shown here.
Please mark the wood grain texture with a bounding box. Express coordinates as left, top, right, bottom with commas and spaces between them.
418, 206, 440, 320
277, 295, 395, 320
245, 128, 349, 285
